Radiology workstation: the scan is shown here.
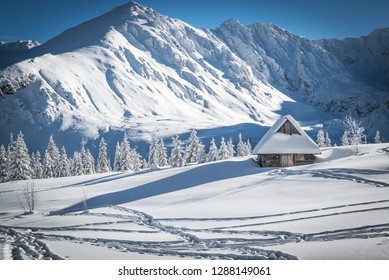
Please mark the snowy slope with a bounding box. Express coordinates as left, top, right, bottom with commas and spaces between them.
0, 144, 388, 260
0, 2, 387, 157
214, 21, 389, 128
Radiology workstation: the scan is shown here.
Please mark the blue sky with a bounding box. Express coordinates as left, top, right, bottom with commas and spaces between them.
1, 0, 388, 43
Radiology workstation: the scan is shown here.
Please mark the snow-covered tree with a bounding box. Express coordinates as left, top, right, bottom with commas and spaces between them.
0, 145, 8, 182
343, 114, 366, 154
185, 129, 203, 163
148, 132, 160, 167
341, 131, 349, 146
71, 152, 83, 176
170, 135, 185, 167
7, 133, 15, 162
245, 139, 252, 156
316, 129, 325, 147
227, 138, 235, 158
158, 138, 168, 167
113, 142, 122, 171
325, 132, 332, 147
43, 135, 60, 178
6, 133, 15, 179
97, 137, 111, 173
198, 142, 207, 163
374, 130, 382, 144
84, 149, 95, 174
131, 147, 142, 171
7, 132, 33, 181
207, 137, 219, 162
120, 134, 133, 172
30, 151, 43, 179
218, 137, 229, 160
59, 146, 71, 177
141, 159, 149, 170
237, 133, 246, 157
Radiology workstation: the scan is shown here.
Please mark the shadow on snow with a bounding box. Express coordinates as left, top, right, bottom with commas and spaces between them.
51, 158, 267, 215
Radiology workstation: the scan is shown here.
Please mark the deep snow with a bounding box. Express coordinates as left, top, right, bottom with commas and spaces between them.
0, 143, 388, 260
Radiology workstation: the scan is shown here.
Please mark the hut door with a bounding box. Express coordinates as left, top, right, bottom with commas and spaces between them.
281, 154, 294, 167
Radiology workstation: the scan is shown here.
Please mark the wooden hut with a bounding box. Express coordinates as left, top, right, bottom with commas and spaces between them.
252, 115, 321, 167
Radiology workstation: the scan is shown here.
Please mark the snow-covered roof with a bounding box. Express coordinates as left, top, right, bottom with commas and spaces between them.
252, 115, 321, 154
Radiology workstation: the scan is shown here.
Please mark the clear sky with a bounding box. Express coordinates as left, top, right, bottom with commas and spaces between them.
1, 0, 388, 43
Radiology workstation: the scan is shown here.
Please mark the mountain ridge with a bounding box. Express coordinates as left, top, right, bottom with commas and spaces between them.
0, 1, 387, 157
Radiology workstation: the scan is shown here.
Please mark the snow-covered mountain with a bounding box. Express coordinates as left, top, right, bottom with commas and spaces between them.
0, 1, 387, 157
214, 21, 389, 121
0, 40, 40, 51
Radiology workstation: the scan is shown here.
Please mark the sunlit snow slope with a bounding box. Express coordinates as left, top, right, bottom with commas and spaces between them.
0, 2, 387, 155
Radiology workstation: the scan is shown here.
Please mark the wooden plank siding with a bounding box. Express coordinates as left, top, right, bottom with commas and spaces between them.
257, 154, 315, 167
276, 120, 301, 135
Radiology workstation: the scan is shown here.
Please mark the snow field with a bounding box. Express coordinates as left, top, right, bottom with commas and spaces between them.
0, 143, 388, 259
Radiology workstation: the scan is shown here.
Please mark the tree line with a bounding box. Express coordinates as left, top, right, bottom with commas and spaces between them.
0, 130, 252, 183
316, 115, 382, 153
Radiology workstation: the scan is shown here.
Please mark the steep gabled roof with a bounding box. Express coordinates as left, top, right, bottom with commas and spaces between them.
252, 115, 321, 154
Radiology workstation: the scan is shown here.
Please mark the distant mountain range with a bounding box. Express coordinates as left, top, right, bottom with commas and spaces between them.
0, 1, 388, 157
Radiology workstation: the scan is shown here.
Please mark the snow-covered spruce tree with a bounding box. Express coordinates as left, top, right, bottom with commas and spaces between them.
148, 132, 160, 167
341, 131, 349, 146
245, 139, 252, 156
97, 137, 111, 173
237, 133, 246, 157
120, 134, 133, 172
170, 135, 185, 167
30, 151, 43, 179
325, 132, 332, 147
71, 152, 83, 176
207, 137, 219, 162
59, 146, 71, 177
158, 138, 168, 167
198, 142, 207, 163
343, 114, 366, 154
218, 137, 229, 160
316, 129, 325, 147
141, 159, 149, 170
85, 149, 95, 174
7, 131, 33, 181
227, 138, 235, 158
80, 146, 88, 174
131, 147, 142, 171
7, 133, 15, 162
43, 135, 60, 178
374, 130, 382, 144
6, 133, 16, 180
113, 142, 122, 171
0, 145, 8, 182
185, 129, 203, 164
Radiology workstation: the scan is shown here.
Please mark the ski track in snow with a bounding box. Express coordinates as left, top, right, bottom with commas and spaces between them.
268, 168, 389, 188
2, 200, 389, 260
0, 227, 63, 260
0, 206, 297, 260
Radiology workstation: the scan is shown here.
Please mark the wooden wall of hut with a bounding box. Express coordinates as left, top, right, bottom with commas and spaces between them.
257, 154, 315, 167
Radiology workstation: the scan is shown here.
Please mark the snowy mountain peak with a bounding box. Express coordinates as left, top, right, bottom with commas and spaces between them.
0, 40, 40, 51
0, 2, 388, 158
